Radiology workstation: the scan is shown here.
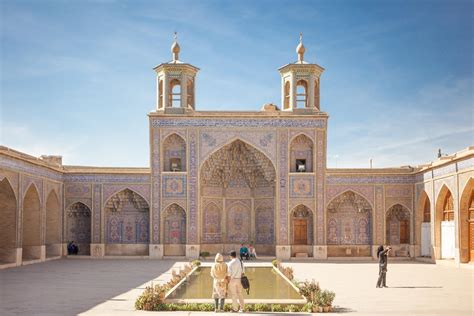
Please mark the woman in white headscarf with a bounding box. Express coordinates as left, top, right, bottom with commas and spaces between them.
210, 253, 228, 312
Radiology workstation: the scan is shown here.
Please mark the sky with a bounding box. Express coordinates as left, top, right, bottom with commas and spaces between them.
0, 0, 472, 168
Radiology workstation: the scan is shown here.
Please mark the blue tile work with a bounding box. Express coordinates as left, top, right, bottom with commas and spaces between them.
0, 155, 63, 181
64, 174, 150, 183
433, 163, 457, 178
162, 174, 187, 198
152, 118, 326, 128
327, 175, 415, 185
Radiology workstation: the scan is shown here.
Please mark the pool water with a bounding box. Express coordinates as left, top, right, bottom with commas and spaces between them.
166, 266, 302, 300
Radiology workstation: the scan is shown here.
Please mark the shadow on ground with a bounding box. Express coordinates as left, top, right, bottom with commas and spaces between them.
0, 258, 175, 316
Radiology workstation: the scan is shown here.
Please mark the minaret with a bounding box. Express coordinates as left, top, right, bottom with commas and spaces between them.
153, 33, 200, 113
278, 33, 325, 112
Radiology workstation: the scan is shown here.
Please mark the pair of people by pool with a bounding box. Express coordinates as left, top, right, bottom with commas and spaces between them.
210, 251, 245, 312
239, 244, 257, 261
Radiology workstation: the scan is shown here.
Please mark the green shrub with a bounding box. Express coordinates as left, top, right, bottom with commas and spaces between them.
285, 304, 299, 312
191, 259, 201, 267
298, 279, 321, 304
271, 259, 280, 267
271, 304, 284, 312
254, 303, 271, 312
134, 284, 168, 311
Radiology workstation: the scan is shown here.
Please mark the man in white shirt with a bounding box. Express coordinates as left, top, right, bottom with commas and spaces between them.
227, 250, 245, 312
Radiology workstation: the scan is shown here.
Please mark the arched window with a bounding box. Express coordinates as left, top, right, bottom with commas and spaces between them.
314, 79, 320, 110
284, 81, 290, 109
423, 198, 431, 222
187, 78, 194, 108
169, 79, 181, 107
296, 80, 308, 108
443, 191, 454, 221
158, 79, 163, 109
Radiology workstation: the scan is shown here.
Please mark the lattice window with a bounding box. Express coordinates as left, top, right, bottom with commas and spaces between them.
423, 198, 431, 222
443, 191, 454, 221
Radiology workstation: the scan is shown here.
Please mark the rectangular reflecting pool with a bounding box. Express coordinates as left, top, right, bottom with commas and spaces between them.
166, 265, 304, 303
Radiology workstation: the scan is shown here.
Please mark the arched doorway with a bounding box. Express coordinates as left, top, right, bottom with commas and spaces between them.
0, 178, 17, 264
386, 204, 411, 257
200, 139, 276, 255
162, 203, 186, 256
435, 186, 455, 259
326, 191, 372, 257
22, 184, 41, 261
45, 191, 61, 258
459, 178, 473, 263
66, 202, 91, 255
104, 189, 150, 256
417, 192, 431, 257
291, 205, 313, 257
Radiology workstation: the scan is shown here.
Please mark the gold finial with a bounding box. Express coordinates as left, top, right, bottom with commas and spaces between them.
296, 32, 305, 63
171, 31, 180, 61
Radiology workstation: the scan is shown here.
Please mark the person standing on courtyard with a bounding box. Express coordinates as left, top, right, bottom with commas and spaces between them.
376, 245, 392, 288
210, 253, 228, 312
227, 250, 245, 312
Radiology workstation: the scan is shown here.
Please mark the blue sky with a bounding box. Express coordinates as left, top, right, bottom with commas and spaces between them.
1, 0, 472, 168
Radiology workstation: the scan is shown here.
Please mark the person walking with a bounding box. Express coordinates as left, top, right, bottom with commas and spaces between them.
210, 253, 228, 312
376, 245, 392, 288
227, 250, 245, 312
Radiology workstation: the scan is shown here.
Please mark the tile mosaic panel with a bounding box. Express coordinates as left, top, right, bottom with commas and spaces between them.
278, 130, 289, 245
152, 118, 327, 128
188, 129, 198, 243
65, 183, 91, 198
102, 184, 151, 205
327, 175, 415, 185
162, 175, 187, 198
289, 176, 314, 198
0, 155, 63, 181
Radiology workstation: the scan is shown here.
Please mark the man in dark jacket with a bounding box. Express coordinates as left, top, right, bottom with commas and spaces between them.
376, 245, 392, 288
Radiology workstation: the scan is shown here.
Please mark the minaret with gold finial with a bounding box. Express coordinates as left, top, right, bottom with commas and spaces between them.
153, 32, 200, 112
278, 33, 324, 112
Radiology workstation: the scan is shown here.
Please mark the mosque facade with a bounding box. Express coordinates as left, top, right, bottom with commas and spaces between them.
1, 36, 473, 268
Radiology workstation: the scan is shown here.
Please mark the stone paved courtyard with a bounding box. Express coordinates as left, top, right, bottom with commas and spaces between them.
0, 259, 472, 316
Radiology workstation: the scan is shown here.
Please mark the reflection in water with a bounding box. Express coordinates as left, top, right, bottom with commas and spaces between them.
167, 267, 301, 300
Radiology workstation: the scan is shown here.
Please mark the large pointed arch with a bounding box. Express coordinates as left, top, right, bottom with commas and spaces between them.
326, 190, 372, 257
0, 178, 17, 264
22, 184, 41, 261
459, 178, 474, 263
66, 202, 92, 255
45, 190, 61, 257
104, 188, 149, 256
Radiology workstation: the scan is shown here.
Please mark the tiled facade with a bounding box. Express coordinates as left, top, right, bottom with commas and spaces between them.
1, 37, 473, 267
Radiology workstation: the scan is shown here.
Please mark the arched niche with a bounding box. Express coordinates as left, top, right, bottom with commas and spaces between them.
459, 178, 473, 263
0, 178, 17, 264
45, 190, 61, 258
326, 191, 372, 257
386, 204, 411, 246
22, 184, 41, 261
290, 205, 314, 257
201, 202, 222, 244
66, 202, 91, 255
290, 134, 314, 173
163, 133, 186, 172
104, 189, 149, 256
284, 81, 290, 110
162, 203, 186, 256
